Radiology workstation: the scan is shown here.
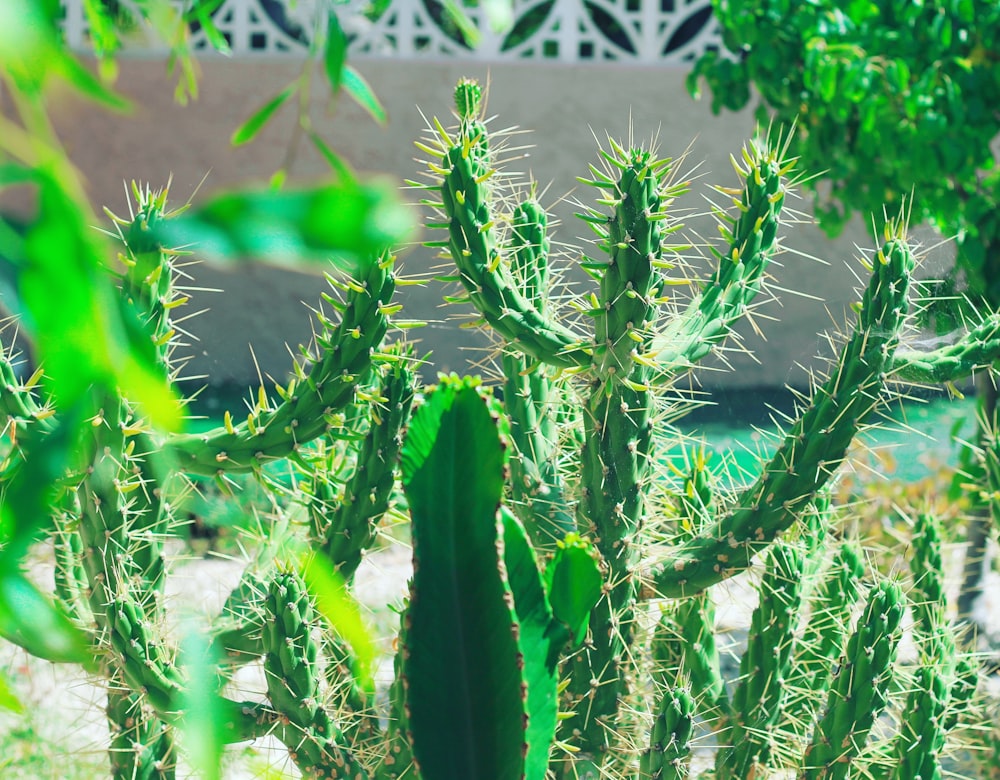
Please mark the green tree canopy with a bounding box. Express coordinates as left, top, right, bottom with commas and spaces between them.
689, 0, 1000, 305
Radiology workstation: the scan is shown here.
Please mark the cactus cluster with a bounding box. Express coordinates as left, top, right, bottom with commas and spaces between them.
1, 79, 1000, 780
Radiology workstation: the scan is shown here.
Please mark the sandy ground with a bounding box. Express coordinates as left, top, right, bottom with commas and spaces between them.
1, 537, 998, 779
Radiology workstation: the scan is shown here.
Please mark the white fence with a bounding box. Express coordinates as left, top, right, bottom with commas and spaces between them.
61, 0, 723, 63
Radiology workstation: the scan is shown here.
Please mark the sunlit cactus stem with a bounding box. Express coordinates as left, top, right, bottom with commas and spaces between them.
502, 199, 575, 548
308, 354, 415, 578
168, 250, 399, 474
716, 541, 804, 779
802, 581, 904, 780
653, 225, 916, 597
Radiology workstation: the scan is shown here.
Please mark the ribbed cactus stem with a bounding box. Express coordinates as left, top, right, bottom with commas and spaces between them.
654, 595, 728, 725
888, 512, 956, 780
264, 570, 368, 779
454, 77, 482, 121
716, 541, 804, 779
802, 580, 904, 780
654, 139, 787, 374
0, 345, 53, 434
107, 680, 175, 780
565, 146, 668, 763
910, 511, 947, 633
112, 183, 183, 373
641, 686, 694, 780
655, 226, 915, 596
781, 540, 864, 742
890, 665, 949, 780
426, 84, 590, 367
53, 494, 90, 623
503, 199, 576, 548
653, 452, 728, 725
888, 312, 1000, 382
310, 358, 414, 579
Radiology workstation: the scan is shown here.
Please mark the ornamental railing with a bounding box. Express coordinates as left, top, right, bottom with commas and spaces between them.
61, 0, 722, 64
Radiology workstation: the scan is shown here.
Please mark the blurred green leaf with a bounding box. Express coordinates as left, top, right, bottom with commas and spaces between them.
0, 673, 22, 714
0, 408, 76, 560
0, 0, 128, 108
324, 12, 348, 96
0, 571, 88, 664
231, 84, 296, 147
17, 172, 180, 429
178, 625, 225, 780
191, 1, 231, 56
343, 66, 387, 125
482, 0, 515, 32
308, 130, 355, 180
154, 179, 414, 271
301, 554, 376, 695
0, 0, 58, 95
442, 0, 480, 47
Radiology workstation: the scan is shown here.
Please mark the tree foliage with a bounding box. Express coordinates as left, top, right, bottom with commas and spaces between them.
689, 0, 1000, 306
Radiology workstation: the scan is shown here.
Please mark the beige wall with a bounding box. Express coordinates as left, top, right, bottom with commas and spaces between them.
38, 57, 952, 392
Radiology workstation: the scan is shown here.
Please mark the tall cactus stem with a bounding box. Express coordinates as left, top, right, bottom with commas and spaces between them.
802, 580, 904, 780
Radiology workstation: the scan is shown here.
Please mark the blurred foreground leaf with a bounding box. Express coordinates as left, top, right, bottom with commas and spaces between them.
0, 571, 88, 664
178, 625, 225, 780
0, 673, 22, 713
154, 179, 414, 272
5, 168, 181, 430
301, 554, 376, 695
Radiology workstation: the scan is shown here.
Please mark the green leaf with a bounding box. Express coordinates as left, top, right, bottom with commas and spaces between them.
545, 533, 603, 647
18, 173, 179, 429
193, 2, 232, 56
324, 11, 348, 95
307, 130, 356, 181
442, 0, 480, 47
343, 66, 387, 125
401, 376, 528, 780
0, 571, 88, 664
0, 0, 59, 95
0, 673, 22, 714
301, 554, 376, 695
178, 625, 225, 780
231, 84, 296, 147
154, 179, 414, 272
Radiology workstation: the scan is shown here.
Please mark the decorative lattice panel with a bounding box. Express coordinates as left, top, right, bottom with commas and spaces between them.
61, 0, 722, 63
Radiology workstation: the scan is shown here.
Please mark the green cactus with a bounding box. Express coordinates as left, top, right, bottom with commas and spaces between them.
779, 540, 865, 742
716, 541, 805, 779
640, 686, 694, 780
263, 569, 367, 778
0, 179, 416, 778
415, 78, 1000, 773
802, 580, 905, 780
308, 354, 415, 578
6, 76, 1000, 780
399, 375, 601, 780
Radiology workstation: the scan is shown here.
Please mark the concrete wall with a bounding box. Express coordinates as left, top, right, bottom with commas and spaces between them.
36, 57, 953, 392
